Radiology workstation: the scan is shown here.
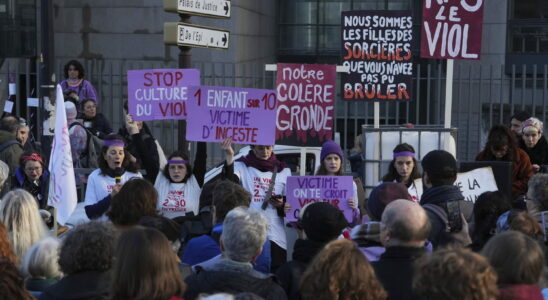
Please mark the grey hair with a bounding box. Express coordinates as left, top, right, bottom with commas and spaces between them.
198, 294, 235, 300
221, 207, 268, 262
529, 174, 548, 211
0, 189, 48, 262
0, 160, 9, 187
21, 237, 62, 279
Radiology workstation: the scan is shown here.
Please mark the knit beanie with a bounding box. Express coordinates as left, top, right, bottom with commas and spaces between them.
320, 140, 344, 162
421, 150, 457, 178
301, 202, 348, 242
522, 117, 544, 134
65, 101, 77, 119
368, 182, 412, 221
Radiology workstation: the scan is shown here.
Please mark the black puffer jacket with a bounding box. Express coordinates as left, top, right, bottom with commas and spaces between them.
520, 137, 548, 171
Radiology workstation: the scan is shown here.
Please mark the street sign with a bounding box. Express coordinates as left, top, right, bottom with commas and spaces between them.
164, 0, 231, 18
164, 22, 230, 49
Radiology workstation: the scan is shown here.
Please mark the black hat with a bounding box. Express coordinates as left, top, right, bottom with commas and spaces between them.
301, 202, 348, 243
421, 150, 457, 178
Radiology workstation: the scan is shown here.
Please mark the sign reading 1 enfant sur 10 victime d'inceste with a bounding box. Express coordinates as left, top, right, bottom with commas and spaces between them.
127, 69, 200, 121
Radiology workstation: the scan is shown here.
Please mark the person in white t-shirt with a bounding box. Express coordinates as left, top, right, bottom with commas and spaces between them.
315, 140, 360, 224
221, 138, 290, 272
154, 143, 206, 219
84, 134, 142, 219
381, 143, 421, 202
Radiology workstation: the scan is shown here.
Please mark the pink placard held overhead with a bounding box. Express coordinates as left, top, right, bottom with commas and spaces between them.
421, 0, 484, 60
275, 63, 335, 146
127, 69, 200, 121
186, 86, 278, 145
285, 176, 354, 223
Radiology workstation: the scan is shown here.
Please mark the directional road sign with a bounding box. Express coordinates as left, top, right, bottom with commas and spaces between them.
164, 22, 229, 49
164, 0, 231, 18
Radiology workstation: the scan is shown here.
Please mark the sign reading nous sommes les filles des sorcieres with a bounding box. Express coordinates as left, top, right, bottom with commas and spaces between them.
341, 10, 413, 102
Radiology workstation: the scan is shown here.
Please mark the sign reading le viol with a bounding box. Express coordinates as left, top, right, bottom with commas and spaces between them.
186, 86, 278, 145
127, 69, 200, 121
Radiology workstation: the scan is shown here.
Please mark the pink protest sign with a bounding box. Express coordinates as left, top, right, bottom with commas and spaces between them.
275, 63, 335, 146
186, 86, 277, 145
285, 176, 354, 223
421, 0, 484, 60
127, 69, 200, 121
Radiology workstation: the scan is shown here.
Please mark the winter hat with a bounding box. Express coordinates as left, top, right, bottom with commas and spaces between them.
421, 150, 457, 178
367, 182, 412, 221
522, 117, 544, 134
320, 140, 344, 162
65, 101, 77, 119
301, 202, 348, 243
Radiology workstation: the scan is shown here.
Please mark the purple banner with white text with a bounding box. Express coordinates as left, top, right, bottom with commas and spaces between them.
127, 69, 200, 121
186, 86, 278, 145
286, 176, 354, 223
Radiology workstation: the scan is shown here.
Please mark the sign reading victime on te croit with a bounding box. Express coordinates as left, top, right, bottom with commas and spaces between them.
163, 0, 231, 18
164, 22, 230, 49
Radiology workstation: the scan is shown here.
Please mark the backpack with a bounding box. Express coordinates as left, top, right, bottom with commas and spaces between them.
69, 122, 103, 169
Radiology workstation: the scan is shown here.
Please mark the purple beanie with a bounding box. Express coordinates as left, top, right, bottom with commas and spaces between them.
320, 140, 344, 162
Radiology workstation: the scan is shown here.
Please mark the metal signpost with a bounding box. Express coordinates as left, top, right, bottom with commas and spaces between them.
164, 0, 231, 18
164, 23, 230, 49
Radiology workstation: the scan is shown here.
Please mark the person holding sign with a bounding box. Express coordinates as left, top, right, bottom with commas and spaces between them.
221, 138, 291, 272
154, 144, 206, 219
519, 118, 548, 173
315, 140, 359, 221
84, 134, 142, 219
381, 143, 421, 202
476, 125, 534, 201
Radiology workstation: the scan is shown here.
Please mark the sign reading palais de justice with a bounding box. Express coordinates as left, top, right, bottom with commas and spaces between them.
164, 0, 231, 18
164, 22, 229, 49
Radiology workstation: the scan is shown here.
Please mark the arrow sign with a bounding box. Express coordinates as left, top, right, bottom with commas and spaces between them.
164, 0, 231, 18
164, 22, 230, 50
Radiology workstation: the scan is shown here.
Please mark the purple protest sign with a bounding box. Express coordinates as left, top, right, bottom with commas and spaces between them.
127, 69, 200, 121
421, 0, 484, 60
186, 86, 277, 145
285, 176, 354, 223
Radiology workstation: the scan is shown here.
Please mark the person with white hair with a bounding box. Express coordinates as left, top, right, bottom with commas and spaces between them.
519, 117, 548, 173
0, 160, 10, 193
184, 207, 287, 300
0, 189, 48, 264
21, 237, 62, 296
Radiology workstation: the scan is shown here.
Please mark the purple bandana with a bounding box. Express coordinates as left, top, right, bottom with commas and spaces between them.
393, 151, 415, 158
168, 159, 188, 164
104, 139, 125, 147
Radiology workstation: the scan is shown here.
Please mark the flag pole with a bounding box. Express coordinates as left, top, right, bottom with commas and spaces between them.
53, 207, 58, 237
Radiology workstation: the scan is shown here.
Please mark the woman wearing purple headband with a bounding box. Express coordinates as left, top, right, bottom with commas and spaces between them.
84, 134, 142, 220
381, 143, 421, 202
154, 143, 206, 219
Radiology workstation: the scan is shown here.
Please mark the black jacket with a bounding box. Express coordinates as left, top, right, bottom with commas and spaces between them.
0, 130, 23, 175
420, 185, 470, 248
372, 246, 426, 300
83, 113, 113, 139
38, 271, 110, 300
118, 123, 159, 183
276, 239, 326, 300
520, 137, 548, 169
184, 267, 287, 300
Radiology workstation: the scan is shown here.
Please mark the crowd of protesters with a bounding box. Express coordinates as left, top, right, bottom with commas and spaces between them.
1, 60, 548, 299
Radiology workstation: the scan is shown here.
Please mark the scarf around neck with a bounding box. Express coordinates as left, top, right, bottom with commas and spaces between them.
236, 150, 287, 173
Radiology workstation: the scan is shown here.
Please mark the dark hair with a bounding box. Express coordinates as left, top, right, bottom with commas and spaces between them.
382, 143, 421, 186
98, 134, 140, 174
481, 125, 518, 161
421, 150, 457, 187
482, 231, 544, 285
63, 60, 85, 79
80, 98, 96, 110
58, 221, 116, 274
0, 116, 20, 134
471, 191, 512, 251
0, 258, 33, 300
107, 178, 158, 226
510, 111, 532, 122
508, 211, 545, 240
213, 180, 251, 223
111, 227, 185, 300
162, 151, 192, 183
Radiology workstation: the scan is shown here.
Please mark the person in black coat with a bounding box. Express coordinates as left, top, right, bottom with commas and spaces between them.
519, 117, 548, 173
275, 202, 348, 300
80, 98, 113, 139
372, 200, 430, 300
184, 207, 287, 300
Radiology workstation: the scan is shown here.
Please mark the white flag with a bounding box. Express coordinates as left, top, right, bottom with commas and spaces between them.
47, 84, 77, 225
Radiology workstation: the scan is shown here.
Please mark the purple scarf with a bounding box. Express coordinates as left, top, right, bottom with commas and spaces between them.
236, 150, 287, 173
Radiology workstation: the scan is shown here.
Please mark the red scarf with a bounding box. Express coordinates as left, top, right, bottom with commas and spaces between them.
236, 150, 287, 173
